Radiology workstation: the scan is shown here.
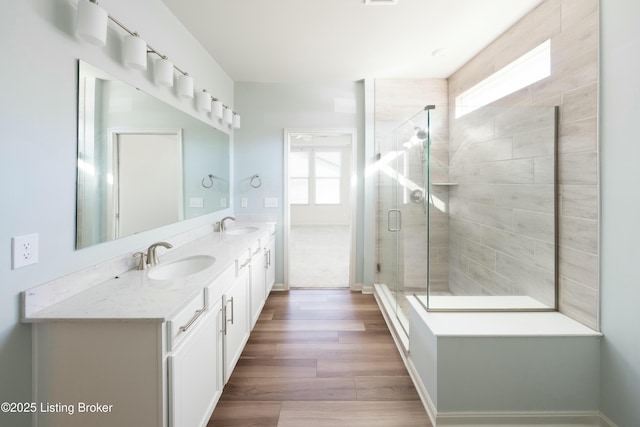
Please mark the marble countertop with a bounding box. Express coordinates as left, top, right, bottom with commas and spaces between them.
22, 223, 274, 323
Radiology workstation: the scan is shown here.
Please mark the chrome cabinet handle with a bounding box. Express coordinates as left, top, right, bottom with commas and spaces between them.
222, 305, 227, 335
226, 297, 235, 325
387, 209, 402, 232
179, 306, 206, 333
240, 258, 251, 269
253, 247, 261, 255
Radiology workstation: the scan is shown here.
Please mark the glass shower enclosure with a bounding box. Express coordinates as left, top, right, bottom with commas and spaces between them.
375, 104, 558, 336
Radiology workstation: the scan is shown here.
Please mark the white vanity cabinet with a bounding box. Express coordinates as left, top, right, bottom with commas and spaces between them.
32, 291, 219, 427
26, 223, 276, 427
249, 238, 267, 328
223, 255, 251, 383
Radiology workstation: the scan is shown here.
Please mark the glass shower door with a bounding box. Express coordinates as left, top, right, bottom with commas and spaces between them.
376, 108, 431, 334
375, 131, 400, 321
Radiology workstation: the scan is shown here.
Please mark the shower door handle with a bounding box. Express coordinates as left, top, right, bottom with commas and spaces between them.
387, 209, 402, 232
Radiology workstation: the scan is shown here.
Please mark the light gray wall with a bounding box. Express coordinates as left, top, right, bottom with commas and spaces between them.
234, 82, 365, 285
0, 1, 233, 425
599, 0, 640, 425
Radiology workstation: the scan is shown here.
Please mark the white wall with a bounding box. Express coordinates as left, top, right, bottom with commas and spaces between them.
234, 82, 365, 285
0, 1, 233, 425
599, 0, 640, 425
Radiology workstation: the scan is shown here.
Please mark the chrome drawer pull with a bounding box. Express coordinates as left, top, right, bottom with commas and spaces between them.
179, 306, 206, 333
222, 306, 227, 335
228, 297, 235, 325
240, 258, 251, 268
253, 247, 261, 255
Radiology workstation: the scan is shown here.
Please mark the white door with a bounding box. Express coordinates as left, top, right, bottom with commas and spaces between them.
223, 269, 250, 382
116, 132, 183, 238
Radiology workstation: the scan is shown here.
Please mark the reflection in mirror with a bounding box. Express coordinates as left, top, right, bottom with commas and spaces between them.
76, 60, 230, 249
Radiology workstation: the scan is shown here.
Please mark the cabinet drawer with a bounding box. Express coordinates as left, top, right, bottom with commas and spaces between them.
167, 293, 206, 351
249, 240, 263, 258
235, 250, 252, 277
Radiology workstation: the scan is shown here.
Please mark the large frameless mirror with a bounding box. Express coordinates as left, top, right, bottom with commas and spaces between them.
76, 60, 230, 249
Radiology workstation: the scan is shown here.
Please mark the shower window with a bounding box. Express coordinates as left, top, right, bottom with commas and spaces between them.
455, 40, 551, 118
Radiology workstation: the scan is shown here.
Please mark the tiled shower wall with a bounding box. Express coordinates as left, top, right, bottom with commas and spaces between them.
448, 0, 599, 328
447, 106, 557, 306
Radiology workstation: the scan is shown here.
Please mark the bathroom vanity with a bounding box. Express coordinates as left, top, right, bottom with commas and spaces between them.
22, 223, 276, 427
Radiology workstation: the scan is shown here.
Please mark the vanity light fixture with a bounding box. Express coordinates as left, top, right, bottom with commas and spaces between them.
123, 33, 147, 70
197, 90, 212, 112
154, 56, 174, 87
74, 0, 241, 123
212, 99, 223, 119
177, 73, 194, 98
223, 107, 233, 125
232, 113, 241, 129
75, 0, 108, 46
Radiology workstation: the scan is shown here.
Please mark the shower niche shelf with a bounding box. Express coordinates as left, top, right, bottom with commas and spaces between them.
431, 182, 458, 187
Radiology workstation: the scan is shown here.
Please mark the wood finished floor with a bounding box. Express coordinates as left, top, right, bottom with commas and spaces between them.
208, 289, 431, 427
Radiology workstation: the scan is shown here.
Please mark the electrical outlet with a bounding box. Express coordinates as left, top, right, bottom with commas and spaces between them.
220, 198, 227, 208
189, 197, 204, 208
12, 233, 39, 269
241, 198, 248, 208
264, 197, 278, 208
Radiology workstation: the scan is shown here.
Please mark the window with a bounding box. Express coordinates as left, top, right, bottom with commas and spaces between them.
315, 152, 341, 205
455, 39, 551, 118
289, 150, 342, 205
289, 151, 309, 204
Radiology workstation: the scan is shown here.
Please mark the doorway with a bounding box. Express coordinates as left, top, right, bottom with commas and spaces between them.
109, 130, 183, 239
284, 129, 357, 289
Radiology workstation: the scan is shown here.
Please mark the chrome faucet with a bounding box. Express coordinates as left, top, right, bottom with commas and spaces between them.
220, 216, 236, 232
146, 242, 173, 267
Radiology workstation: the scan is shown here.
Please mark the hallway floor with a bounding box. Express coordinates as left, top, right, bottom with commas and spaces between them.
208, 289, 431, 426
289, 226, 350, 288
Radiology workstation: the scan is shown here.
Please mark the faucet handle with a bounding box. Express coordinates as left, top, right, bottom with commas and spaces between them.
147, 241, 173, 266
133, 252, 147, 270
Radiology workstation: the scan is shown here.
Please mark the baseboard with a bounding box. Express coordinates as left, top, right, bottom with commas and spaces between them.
598, 413, 618, 427
435, 411, 603, 426
271, 283, 286, 291
360, 283, 374, 294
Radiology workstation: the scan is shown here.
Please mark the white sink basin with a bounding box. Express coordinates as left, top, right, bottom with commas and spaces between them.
224, 226, 259, 236
147, 255, 215, 280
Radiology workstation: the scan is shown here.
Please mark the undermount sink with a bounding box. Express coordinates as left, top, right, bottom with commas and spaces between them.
224, 226, 259, 236
147, 255, 215, 280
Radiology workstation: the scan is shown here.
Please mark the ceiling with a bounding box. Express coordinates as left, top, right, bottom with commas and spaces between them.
162, 0, 544, 82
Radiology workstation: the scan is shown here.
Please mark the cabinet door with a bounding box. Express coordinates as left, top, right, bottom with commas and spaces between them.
168, 302, 223, 427
265, 237, 276, 295
223, 268, 250, 383
249, 251, 266, 328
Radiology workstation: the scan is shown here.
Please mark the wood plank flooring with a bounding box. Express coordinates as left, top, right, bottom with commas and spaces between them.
208, 289, 431, 426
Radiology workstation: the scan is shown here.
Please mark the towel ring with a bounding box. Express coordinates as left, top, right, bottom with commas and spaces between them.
250, 174, 262, 189
202, 174, 215, 188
